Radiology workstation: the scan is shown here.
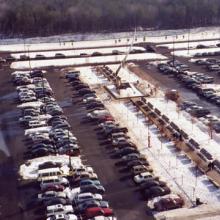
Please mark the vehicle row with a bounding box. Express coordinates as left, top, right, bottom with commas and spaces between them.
158, 61, 220, 108
69, 72, 184, 212
12, 69, 116, 220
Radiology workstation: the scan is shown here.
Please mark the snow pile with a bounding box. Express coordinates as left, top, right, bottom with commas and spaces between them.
19, 155, 82, 180
172, 47, 220, 58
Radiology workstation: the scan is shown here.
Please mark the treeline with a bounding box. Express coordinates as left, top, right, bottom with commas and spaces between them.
0, 0, 220, 37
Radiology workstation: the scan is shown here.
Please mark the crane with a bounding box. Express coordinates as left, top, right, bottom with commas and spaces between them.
114, 28, 137, 91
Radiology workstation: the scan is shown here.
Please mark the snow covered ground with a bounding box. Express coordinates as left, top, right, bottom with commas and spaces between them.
108, 64, 140, 83
157, 40, 220, 50
10, 46, 146, 59
10, 53, 167, 70
78, 66, 220, 207
149, 98, 220, 157
104, 100, 220, 205
155, 204, 220, 220
172, 47, 220, 58
200, 84, 220, 92
1, 26, 220, 52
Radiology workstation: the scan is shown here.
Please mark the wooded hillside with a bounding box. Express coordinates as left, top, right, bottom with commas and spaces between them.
0, 0, 220, 37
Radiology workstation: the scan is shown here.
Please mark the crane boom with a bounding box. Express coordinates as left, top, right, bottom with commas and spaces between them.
115, 28, 137, 76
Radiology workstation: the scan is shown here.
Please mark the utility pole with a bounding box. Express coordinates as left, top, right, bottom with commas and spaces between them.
68, 130, 72, 172
27, 45, 31, 72
147, 122, 151, 148
187, 28, 190, 55
172, 36, 175, 67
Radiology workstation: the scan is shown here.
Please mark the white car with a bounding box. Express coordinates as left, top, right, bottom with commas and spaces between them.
133, 172, 154, 184
112, 137, 128, 146
71, 166, 94, 176
87, 110, 110, 119
47, 204, 74, 217
98, 121, 117, 128
47, 213, 77, 220
29, 120, 47, 128
74, 192, 102, 204
88, 217, 117, 220
83, 97, 99, 104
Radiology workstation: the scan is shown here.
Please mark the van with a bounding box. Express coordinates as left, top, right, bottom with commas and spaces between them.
38, 168, 63, 181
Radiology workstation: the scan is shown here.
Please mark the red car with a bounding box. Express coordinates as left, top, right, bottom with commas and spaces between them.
99, 115, 115, 122
154, 196, 184, 211
84, 207, 114, 219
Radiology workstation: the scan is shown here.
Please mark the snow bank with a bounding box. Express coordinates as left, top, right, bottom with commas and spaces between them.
10, 53, 167, 70
172, 47, 220, 58
157, 40, 220, 50
19, 155, 82, 180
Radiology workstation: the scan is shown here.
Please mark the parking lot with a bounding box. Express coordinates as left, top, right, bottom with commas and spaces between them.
133, 47, 220, 119
0, 59, 154, 220
46, 69, 153, 220
2, 35, 220, 220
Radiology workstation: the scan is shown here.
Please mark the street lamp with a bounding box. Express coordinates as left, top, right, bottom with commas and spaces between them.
27, 45, 31, 72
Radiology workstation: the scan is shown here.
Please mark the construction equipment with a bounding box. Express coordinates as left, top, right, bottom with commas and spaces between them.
114, 28, 137, 92
165, 90, 180, 102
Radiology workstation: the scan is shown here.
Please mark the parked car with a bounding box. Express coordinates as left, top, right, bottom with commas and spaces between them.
46, 213, 77, 220
153, 194, 184, 211
133, 172, 154, 184
139, 180, 166, 191
144, 186, 171, 199
80, 184, 105, 195
84, 207, 114, 219
46, 204, 74, 217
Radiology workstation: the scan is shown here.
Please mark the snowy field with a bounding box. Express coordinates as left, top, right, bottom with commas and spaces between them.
1, 26, 220, 52
149, 98, 220, 157
10, 53, 167, 70
157, 40, 220, 50
77, 65, 220, 207
10, 46, 146, 59
155, 204, 220, 220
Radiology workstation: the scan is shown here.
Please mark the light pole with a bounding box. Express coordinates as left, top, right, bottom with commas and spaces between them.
172, 36, 175, 67
187, 28, 190, 55
27, 45, 31, 72
147, 121, 151, 148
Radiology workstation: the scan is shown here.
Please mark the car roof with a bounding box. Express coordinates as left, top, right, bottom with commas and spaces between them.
38, 167, 61, 174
